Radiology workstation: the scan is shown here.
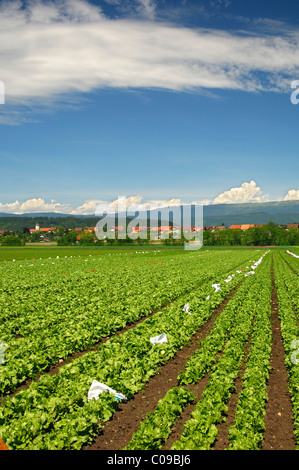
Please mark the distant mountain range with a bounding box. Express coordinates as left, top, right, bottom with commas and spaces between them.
0, 212, 85, 218
203, 200, 299, 226
0, 200, 298, 230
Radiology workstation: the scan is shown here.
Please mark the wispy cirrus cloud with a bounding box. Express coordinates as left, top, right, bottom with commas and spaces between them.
103, 0, 157, 20
1, 1, 299, 97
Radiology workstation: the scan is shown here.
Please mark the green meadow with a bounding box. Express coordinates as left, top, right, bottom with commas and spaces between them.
0, 244, 185, 262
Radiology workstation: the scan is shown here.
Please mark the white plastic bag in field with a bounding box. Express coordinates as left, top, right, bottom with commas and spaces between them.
212, 283, 221, 292
0, 341, 5, 365
245, 271, 255, 277
88, 380, 127, 402
150, 333, 168, 345
183, 303, 191, 314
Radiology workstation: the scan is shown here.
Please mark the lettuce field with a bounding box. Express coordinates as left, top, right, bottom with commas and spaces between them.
0, 246, 299, 451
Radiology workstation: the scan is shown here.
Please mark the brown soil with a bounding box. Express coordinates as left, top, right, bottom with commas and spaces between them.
261, 263, 295, 450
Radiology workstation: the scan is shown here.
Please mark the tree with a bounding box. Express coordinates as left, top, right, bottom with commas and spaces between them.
78, 233, 95, 245
30, 230, 42, 242
287, 227, 299, 245
2, 235, 25, 246
56, 226, 67, 237
57, 231, 77, 246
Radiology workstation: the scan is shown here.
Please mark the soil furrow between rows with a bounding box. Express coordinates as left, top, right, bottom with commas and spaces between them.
261, 259, 296, 449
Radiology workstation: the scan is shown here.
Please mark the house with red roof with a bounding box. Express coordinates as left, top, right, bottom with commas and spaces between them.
29, 223, 56, 233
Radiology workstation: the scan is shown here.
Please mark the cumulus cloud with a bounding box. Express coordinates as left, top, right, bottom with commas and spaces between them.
0, 0, 298, 114
71, 196, 210, 217
70, 199, 109, 215
94, 196, 186, 216
213, 181, 266, 204
0, 187, 298, 215
71, 196, 172, 216
284, 189, 299, 201
0, 200, 23, 214
0, 195, 195, 215
0, 197, 72, 214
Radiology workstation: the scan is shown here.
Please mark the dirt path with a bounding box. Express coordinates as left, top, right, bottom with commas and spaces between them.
261, 262, 295, 450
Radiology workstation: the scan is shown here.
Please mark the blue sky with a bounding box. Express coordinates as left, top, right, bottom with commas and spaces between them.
0, 0, 298, 214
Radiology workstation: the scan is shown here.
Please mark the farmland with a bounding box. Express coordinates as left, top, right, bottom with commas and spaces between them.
0, 246, 298, 451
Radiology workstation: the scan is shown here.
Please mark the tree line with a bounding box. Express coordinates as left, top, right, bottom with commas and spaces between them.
0, 221, 298, 247
203, 222, 299, 246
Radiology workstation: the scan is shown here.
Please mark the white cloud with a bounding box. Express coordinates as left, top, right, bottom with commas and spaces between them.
0, 195, 196, 216
0, 200, 23, 214
93, 196, 186, 216
70, 199, 108, 215
213, 181, 266, 204
110, 195, 145, 212
0, 197, 72, 214
102, 0, 157, 20
0, 0, 298, 115
0, 187, 298, 216
71, 196, 163, 216
136, 0, 157, 19
284, 189, 299, 201
192, 199, 213, 206
31, 198, 73, 213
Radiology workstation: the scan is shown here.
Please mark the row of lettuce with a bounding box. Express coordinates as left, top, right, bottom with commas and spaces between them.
0, 250, 265, 449
273, 251, 299, 447
125, 249, 299, 450
0, 249, 256, 396
126, 252, 273, 450
1, 248, 298, 450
